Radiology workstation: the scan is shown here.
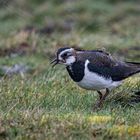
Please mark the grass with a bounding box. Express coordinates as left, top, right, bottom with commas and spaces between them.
0, 0, 140, 139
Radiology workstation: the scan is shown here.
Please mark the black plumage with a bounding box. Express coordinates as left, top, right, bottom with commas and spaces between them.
56, 47, 70, 57
66, 61, 85, 82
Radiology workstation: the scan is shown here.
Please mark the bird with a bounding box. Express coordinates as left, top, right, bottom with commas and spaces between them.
51, 46, 140, 109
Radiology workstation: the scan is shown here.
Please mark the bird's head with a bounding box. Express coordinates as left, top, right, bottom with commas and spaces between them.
51, 47, 77, 66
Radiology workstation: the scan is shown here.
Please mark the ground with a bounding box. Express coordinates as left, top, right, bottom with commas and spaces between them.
0, 0, 140, 139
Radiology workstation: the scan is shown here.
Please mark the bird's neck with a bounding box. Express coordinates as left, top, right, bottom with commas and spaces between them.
66, 61, 85, 82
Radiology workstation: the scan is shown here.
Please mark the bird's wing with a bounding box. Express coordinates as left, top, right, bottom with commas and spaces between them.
77, 50, 139, 81
77, 50, 117, 67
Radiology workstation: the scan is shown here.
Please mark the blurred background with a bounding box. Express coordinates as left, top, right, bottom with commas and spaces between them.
0, 0, 140, 77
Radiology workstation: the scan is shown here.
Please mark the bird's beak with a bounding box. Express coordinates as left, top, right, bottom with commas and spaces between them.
50, 58, 59, 67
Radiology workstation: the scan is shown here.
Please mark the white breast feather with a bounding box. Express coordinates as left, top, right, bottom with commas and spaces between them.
66, 56, 76, 65
77, 60, 121, 90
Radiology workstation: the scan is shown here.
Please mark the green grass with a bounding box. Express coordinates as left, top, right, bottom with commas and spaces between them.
0, 0, 140, 139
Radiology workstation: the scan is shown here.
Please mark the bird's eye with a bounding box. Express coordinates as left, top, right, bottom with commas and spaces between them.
62, 53, 67, 58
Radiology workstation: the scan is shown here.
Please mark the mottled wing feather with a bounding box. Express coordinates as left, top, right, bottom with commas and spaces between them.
77, 50, 117, 67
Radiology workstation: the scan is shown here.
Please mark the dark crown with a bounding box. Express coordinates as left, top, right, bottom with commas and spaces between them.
57, 47, 70, 56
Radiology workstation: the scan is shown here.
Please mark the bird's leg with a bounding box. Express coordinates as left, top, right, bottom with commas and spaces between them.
93, 89, 110, 110
101, 88, 110, 101
97, 91, 103, 100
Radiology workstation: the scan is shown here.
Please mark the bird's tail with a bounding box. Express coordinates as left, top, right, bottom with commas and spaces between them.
126, 61, 140, 75
126, 61, 140, 68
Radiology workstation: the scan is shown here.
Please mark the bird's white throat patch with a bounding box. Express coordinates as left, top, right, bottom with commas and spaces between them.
66, 56, 76, 65
77, 60, 121, 90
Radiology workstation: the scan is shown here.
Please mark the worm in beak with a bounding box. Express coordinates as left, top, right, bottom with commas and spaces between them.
50, 58, 59, 67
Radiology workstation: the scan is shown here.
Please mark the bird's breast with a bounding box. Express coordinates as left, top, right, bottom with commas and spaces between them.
76, 60, 121, 90
76, 71, 113, 90
66, 60, 121, 90
66, 61, 85, 82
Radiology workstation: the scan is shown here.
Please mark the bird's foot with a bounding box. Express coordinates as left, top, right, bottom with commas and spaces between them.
92, 100, 103, 111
